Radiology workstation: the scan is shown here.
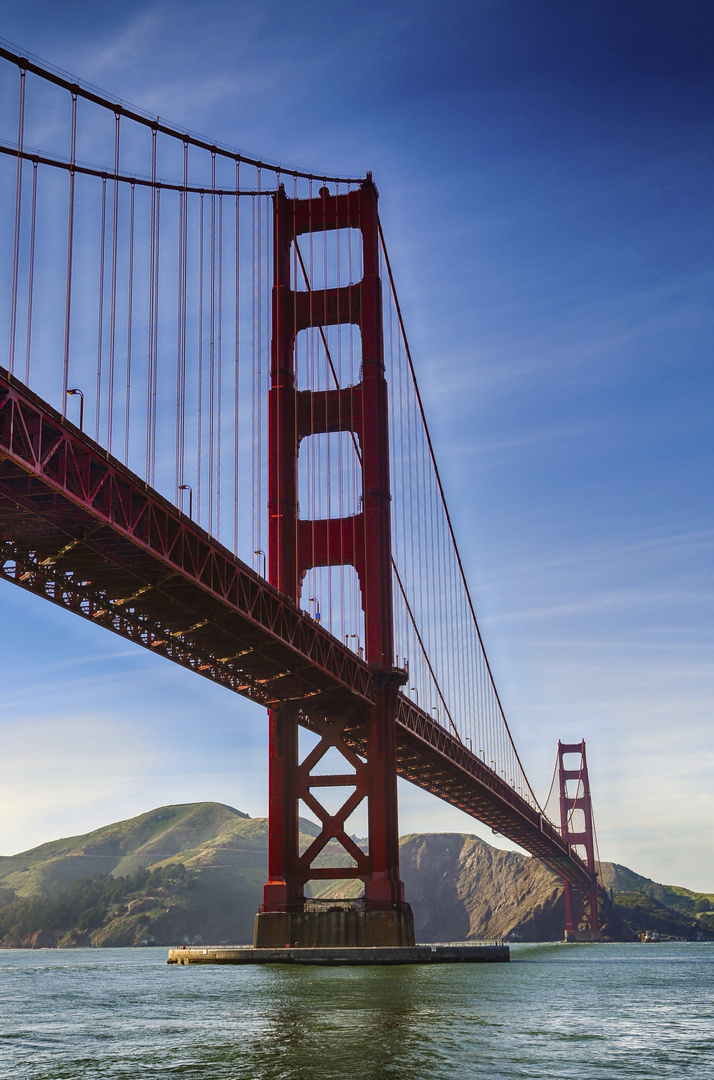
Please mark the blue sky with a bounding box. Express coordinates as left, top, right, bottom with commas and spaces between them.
1, 1, 712, 892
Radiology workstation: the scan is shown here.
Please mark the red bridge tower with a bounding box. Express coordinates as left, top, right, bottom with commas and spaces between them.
558, 740, 602, 941
254, 178, 414, 948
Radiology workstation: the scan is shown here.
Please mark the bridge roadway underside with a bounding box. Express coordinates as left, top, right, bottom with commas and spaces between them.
0, 367, 590, 888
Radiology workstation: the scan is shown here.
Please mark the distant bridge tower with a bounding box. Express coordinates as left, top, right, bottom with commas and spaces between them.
558, 740, 602, 940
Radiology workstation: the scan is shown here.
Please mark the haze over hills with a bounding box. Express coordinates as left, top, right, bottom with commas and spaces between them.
0, 803, 711, 948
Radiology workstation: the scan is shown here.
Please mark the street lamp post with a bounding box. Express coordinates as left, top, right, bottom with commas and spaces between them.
67, 388, 84, 431
308, 597, 321, 622
346, 634, 363, 658
254, 549, 267, 578
179, 484, 193, 519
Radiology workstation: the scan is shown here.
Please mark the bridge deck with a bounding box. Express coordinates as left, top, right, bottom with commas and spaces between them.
0, 366, 590, 887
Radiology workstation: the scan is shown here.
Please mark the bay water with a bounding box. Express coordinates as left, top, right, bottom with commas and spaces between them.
1, 942, 712, 1078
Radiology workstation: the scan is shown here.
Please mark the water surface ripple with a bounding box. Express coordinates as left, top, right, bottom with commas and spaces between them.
1, 943, 712, 1078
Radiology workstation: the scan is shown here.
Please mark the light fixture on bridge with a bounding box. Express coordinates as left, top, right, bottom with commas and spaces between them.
67, 388, 84, 431
178, 484, 193, 518
410, 686, 419, 707
345, 634, 362, 659
254, 549, 267, 578
308, 597, 321, 622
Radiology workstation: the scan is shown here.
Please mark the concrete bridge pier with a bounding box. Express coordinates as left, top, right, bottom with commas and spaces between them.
254, 901, 415, 949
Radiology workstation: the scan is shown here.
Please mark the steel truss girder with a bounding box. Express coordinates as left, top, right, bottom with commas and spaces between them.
0, 365, 374, 710
393, 700, 592, 887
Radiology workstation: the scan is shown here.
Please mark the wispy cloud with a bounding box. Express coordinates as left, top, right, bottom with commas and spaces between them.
73, 8, 167, 88
418, 269, 714, 410
0, 709, 268, 857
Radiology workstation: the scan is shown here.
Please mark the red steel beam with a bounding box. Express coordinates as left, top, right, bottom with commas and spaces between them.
393, 698, 592, 887
0, 364, 374, 711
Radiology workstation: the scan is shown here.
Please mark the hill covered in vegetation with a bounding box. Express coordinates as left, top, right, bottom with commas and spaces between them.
0, 803, 711, 947
599, 862, 714, 941
0, 803, 274, 946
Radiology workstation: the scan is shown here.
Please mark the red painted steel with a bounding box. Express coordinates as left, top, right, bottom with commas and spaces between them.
0, 365, 375, 711
558, 740, 602, 937
395, 699, 587, 883
265, 179, 407, 909
0, 364, 593, 889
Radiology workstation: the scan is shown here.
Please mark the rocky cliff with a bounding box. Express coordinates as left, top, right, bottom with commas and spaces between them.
400, 832, 567, 942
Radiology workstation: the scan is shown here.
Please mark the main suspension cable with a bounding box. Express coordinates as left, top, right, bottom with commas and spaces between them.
377, 216, 542, 810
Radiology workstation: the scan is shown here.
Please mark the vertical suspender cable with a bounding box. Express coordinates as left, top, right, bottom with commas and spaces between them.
175, 143, 188, 500
378, 221, 542, 809
256, 166, 263, 559
23, 160, 38, 386
250, 190, 256, 557
197, 192, 204, 523
209, 152, 216, 533
348, 208, 356, 640
217, 192, 223, 539
146, 142, 154, 480
9, 67, 26, 377
146, 127, 157, 481
292, 174, 299, 596
234, 160, 240, 555
322, 185, 331, 627
95, 178, 107, 442
336, 184, 345, 638
125, 182, 135, 465
62, 91, 78, 413
107, 110, 121, 453
307, 179, 315, 596
150, 186, 161, 485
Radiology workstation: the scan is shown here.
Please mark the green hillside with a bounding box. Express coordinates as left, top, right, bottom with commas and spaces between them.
598, 861, 714, 940
0, 803, 254, 897
0, 803, 319, 947
0, 803, 711, 947
600, 862, 714, 916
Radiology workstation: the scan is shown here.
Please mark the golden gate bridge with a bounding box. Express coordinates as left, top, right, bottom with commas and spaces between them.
0, 42, 601, 946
